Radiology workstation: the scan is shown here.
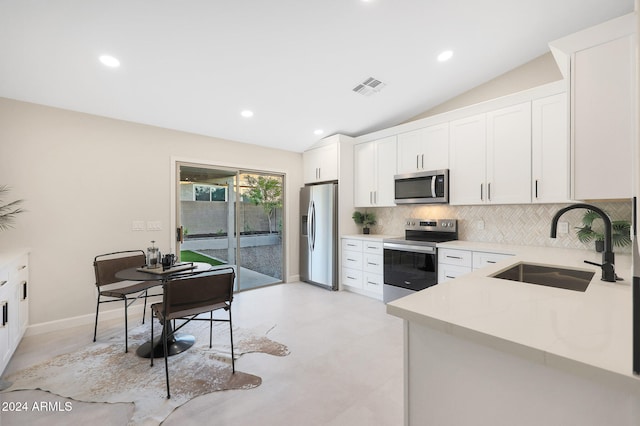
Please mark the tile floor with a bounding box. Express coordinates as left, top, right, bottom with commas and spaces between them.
3, 282, 404, 425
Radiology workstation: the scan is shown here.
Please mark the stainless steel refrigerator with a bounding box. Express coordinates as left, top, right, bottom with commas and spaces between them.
300, 182, 338, 290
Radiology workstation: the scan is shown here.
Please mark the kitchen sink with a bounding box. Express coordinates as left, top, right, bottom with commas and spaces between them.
490, 263, 595, 292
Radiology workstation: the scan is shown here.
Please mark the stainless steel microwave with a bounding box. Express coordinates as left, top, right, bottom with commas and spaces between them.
394, 169, 449, 204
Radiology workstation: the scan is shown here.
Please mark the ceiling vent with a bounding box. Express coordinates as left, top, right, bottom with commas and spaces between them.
352, 77, 387, 96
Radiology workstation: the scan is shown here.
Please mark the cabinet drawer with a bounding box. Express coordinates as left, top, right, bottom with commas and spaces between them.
363, 241, 383, 254
438, 264, 472, 283
438, 249, 472, 268
363, 254, 383, 275
342, 239, 363, 252
342, 250, 363, 270
342, 268, 363, 288
472, 252, 512, 270
363, 273, 383, 294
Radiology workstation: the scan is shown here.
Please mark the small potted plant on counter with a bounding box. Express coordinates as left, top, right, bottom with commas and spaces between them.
575, 209, 631, 252
352, 211, 376, 234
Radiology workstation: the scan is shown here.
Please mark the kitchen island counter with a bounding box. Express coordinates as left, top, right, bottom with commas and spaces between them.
387, 244, 640, 425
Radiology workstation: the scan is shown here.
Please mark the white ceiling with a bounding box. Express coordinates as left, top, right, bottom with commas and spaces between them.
0, 1, 634, 153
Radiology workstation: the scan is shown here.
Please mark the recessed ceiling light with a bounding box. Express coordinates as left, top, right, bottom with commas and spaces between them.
99, 55, 120, 68
241, 110, 254, 118
314, 129, 324, 136
437, 50, 453, 62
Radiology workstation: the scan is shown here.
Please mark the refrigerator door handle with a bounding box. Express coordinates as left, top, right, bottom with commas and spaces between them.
309, 200, 316, 251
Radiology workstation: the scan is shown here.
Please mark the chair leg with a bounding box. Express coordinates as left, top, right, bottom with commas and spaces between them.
150, 314, 155, 367
229, 308, 235, 374
93, 294, 101, 343
124, 298, 129, 353
142, 290, 148, 325
163, 319, 171, 399
209, 311, 213, 348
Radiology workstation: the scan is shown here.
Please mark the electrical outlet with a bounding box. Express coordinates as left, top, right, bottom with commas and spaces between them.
132, 220, 145, 231
558, 221, 569, 234
477, 220, 485, 230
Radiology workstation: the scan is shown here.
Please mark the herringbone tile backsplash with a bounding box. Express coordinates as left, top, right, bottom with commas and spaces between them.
367, 201, 633, 253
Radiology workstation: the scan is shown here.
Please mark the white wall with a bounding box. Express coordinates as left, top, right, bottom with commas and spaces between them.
0, 97, 303, 328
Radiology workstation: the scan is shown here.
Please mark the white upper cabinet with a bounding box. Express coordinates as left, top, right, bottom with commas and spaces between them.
532, 93, 570, 203
450, 102, 531, 205
354, 136, 397, 207
449, 113, 486, 205
549, 13, 635, 200
397, 123, 449, 174
572, 35, 634, 200
486, 102, 532, 204
303, 141, 339, 184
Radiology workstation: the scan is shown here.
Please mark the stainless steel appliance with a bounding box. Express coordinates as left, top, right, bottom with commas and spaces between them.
300, 182, 338, 290
394, 169, 449, 205
383, 218, 458, 303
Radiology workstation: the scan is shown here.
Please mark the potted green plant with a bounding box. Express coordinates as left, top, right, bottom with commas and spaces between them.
575, 209, 631, 252
352, 211, 376, 234
0, 186, 25, 231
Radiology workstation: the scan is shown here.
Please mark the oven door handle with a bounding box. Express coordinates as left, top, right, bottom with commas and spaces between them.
383, 243, 436, 254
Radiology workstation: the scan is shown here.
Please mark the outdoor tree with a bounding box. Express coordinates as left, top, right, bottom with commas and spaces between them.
244, 175, 282, 233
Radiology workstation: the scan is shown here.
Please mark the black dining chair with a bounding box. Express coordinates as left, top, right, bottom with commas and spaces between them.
93, 250, 160, 352
150, 267, 236, 399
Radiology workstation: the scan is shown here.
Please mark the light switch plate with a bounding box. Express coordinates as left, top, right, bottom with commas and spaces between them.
132, 220, 145, 231
147, 221, 162, 231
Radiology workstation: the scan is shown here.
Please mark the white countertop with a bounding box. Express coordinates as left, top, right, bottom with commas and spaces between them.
387, 242, 639, 386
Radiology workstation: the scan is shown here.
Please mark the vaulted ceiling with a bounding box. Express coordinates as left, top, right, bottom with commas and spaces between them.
0, 0, 634, 152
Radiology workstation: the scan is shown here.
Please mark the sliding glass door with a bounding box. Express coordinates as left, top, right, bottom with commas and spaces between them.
176, 162, 284, 291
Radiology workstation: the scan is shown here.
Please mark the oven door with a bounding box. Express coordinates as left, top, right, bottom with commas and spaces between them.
383, 243, 437, 291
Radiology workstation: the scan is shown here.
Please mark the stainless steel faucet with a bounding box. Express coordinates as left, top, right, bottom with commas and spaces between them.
550, 203, 619, 282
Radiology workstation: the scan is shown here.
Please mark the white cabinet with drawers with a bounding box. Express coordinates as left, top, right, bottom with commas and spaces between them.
341, 237, 384, 300
0, 250, 29, 374
438, 247, 513, 283
438, 248, 472, 283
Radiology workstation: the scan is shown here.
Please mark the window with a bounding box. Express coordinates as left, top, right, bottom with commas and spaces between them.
193, 184, 227, 202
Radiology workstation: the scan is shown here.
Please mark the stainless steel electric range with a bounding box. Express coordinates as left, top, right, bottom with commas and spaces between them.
382, 218, 458, 303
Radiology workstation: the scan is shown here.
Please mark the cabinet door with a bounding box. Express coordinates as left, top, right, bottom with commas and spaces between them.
449, 114, 486, 205
397, 129, 424, 174
422, 123, 449, 171
374, 136, 397, 206
572, 35, 634, 200
397, 124, 449, 174
303, 143, 339, 183
532, 93, 570, 203
0, 272, 10, 372
354, 142, 376, 207
486, 102, 532, 204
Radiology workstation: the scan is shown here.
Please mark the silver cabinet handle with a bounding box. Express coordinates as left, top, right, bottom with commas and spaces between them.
421, 154, 424, 169
0, 281, 6, 287
416, 154, 420, 170
367, 281, 379, 286
488, 182, 491, 201
535, 179, 539, 199
446, 255, 462, 260
480, 183, 483, 201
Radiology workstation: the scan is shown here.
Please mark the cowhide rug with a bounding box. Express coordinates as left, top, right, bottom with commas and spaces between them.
1, 321, 289, 425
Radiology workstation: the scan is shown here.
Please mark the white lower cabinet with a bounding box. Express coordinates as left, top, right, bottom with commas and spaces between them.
472, 251, 512, 270
438, 247, 513, 283
341, 237, 383, 300
438, 248, 472, 283
0, 251, 29, 374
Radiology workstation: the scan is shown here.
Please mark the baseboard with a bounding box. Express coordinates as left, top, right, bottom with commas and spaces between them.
24, 300, 153, 337
288, 274, 300, 282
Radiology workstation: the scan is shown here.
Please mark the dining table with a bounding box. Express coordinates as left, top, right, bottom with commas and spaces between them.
115, 261, 213, 358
